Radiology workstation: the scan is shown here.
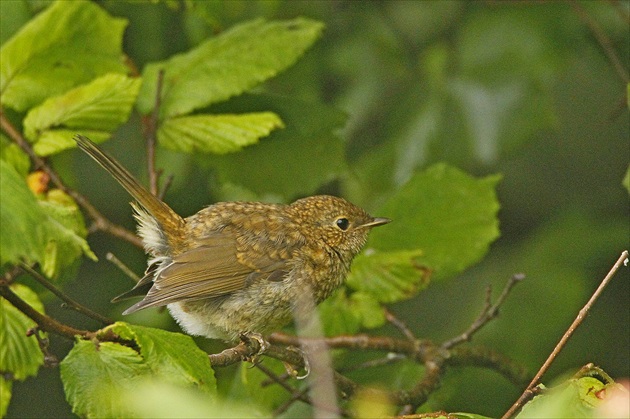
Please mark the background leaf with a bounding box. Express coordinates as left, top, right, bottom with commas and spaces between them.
0, 0, 127, 111
23, 74, 141, 155
368, 164, 501, 280
137, 18, 324, 118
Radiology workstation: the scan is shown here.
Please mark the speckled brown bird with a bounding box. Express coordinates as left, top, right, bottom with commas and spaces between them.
74, 135, 390, 341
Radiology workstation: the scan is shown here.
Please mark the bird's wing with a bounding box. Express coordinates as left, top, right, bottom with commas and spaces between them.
122, 230, 293, 314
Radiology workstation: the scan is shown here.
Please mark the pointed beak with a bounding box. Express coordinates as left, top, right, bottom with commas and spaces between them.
361, 217, 391, 228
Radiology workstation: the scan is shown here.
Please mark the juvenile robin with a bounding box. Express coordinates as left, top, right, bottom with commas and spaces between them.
74, 135, 390, 341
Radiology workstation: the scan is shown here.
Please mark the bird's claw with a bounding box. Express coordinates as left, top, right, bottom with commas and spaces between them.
240, 332, 269, 364
283, 346, 310, 380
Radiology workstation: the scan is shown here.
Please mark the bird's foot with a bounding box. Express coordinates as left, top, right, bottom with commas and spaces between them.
283, 346, 310, 380
239, 332, 269, 364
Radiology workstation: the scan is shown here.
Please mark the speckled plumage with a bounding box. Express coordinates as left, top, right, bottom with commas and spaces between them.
75, 135, 389, 341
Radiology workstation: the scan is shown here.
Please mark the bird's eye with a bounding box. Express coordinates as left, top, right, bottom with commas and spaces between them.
335, 218, 350, 231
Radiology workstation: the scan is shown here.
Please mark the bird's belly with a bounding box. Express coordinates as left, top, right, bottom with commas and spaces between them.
167, 280, 296, 341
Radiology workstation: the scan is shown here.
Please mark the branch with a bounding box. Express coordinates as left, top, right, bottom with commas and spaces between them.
142, 69, 165, 196
442, 273, 524, 350
0, 282, 93, 340
502, 250, 629, 418
0, 109, 142, 248
569, 0, 629, 84
19, 263, 113, 325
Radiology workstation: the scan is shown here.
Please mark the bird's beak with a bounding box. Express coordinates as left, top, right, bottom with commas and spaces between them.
361, 217, 391, 228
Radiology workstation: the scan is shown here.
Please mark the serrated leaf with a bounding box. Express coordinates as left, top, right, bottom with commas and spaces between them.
369, 164, 501, 280
23, 74, 141, 155
0, 133, 30, 176
0, 0, 127, 112
0, 161, 96, 277
109, 322, 216, 393
61, 339, 149, 418
31, 129, 109, 157
137, 18, 324, 118
205, 94, 347, 199
0, 284, 45, 381
347, 249, 428, 304
61, 322, 217, 418
349, 292, 385, 329
158, 112, 283, 154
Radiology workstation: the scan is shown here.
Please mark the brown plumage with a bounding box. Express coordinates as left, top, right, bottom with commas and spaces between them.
74, 135, 389, 341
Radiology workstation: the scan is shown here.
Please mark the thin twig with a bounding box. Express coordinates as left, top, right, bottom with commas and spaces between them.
145, 69, 165, 196
502, 250, 629, 419
106, 252, 141, 283
569, 0, 629, 84
273, 386, 311, 417
158, 173, 175, 200
20, 263, 113, 325
385, 308, 416, 341
442, 273, 525, 350
0, 110, 142, 248
255, 363, 312, 406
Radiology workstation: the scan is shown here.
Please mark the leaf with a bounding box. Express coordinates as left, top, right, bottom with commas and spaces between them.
30, 129, 109, 157
0, 161, 96, 277
109, 322, 216, 393
346, 249, 428, 304
0, 0, 127, 112
37, 189, 96, 277
205, 94, 347, 199
0, 376, 11, 417
623, 164, 630, 194
158, 112, 283, 154
318, 289, 362, 336
61, 339, 149, 418
23, 74, 141, 156
0, 133, 30, 176
137, 18, 324, 118
0, 284, 45, 381
368, 164, 501, 280
61, 322, 217, 418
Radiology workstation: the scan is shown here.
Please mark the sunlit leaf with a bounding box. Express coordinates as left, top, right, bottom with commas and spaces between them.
158, 112, 283, 154
137, 18, 324, 118
23, 74, 141, 155
0, 0, 127, 111
0, 162, 96, 277
0, 133, 30, 176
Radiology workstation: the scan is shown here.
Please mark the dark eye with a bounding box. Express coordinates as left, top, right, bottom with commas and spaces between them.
335, 218, 350, 231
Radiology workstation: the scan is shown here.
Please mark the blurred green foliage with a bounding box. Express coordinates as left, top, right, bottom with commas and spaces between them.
1, 0, 628, 417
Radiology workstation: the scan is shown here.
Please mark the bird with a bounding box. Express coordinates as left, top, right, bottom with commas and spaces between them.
74, 135, 390, 341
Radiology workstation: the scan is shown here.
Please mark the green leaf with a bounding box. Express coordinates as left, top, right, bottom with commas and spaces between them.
368, 164, 501, 280
238, 358, 289, 414
109, 322, 216, 393
318, 289, 362, 336
0, 161, 96, 277
0, 284, 45, 381
61, 323, 217, 418
347, 249, 428, 304
0, 0, 127, 112
0, 133, 30, 176
137, 18, 324, 118
23, 74, 141, 156
0, 376, 11, 417
30, 129, 109, 157
158, 112, 283, 154
61, 339, 149, 418
623, 164, 630, 194
37, 189, 96, 277
206, 94, 347, 199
